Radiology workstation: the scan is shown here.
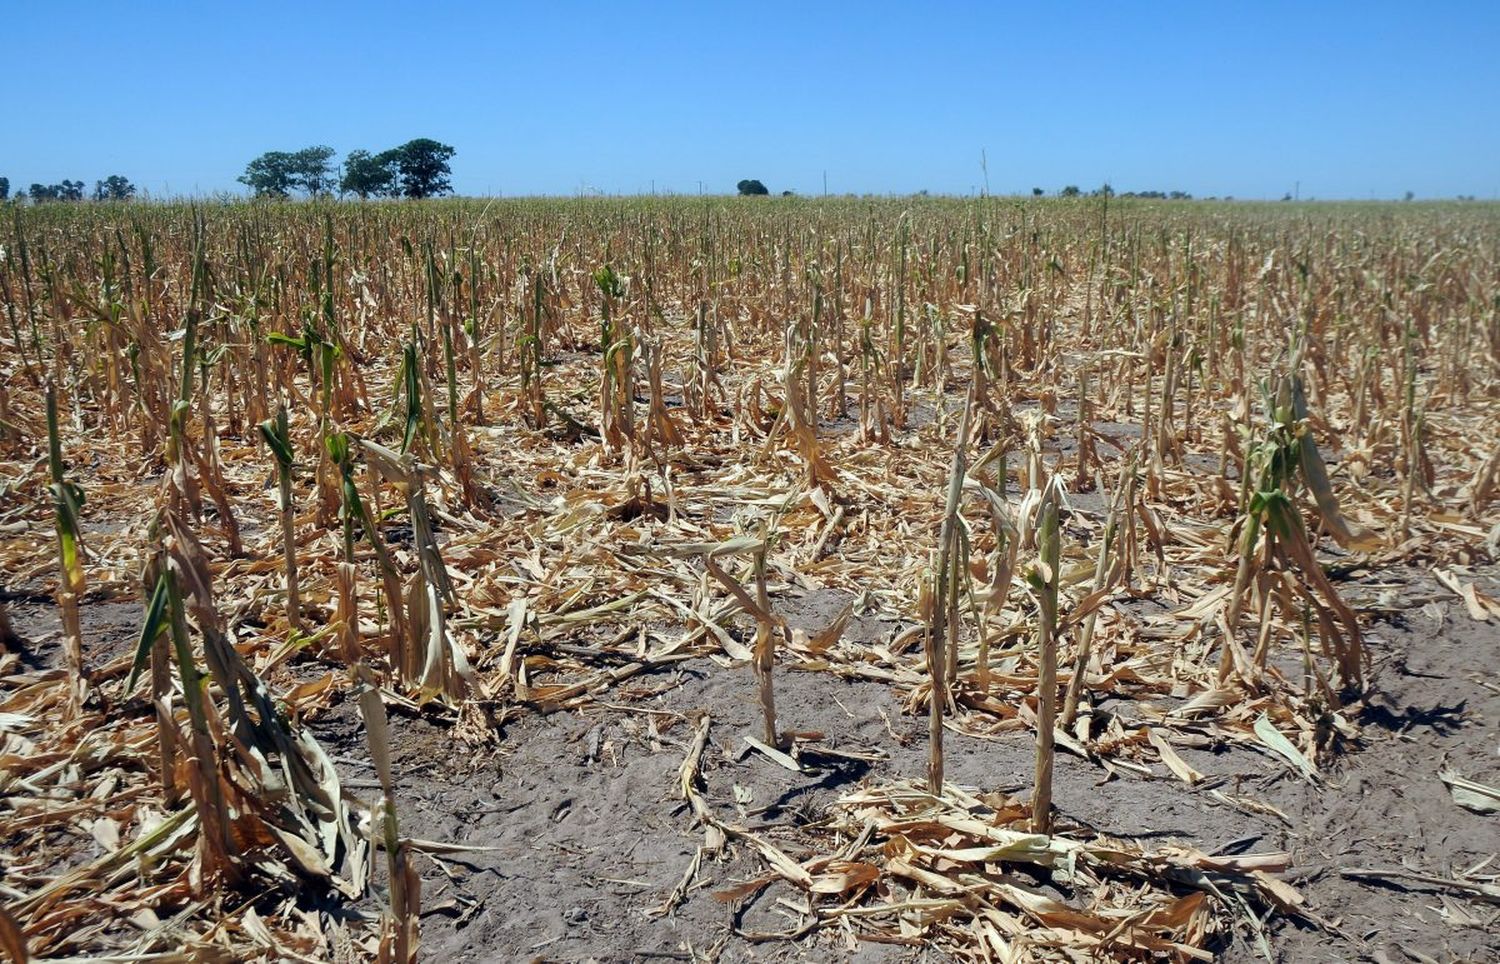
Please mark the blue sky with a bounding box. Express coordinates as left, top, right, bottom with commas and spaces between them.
6, 1, 1498, 199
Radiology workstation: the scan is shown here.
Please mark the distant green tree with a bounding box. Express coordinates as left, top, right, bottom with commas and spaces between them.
0, 177, 8, 201
239, 146, 335, 197
93, 175, 136, 201
1060, 185, 1081, 197
239, 151, 299, 197
1032, 187, 1044, 196
292, 146, 337, 195
30, 181, 84, 202
390, 139, 456, 198
340, 149, 400, 198
737, 179, 769, 196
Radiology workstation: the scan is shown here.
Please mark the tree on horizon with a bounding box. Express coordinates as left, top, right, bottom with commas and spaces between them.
94, 175, 136, 201
341, 149, 399, 198
391, 139, 456, 198
239, 146, 336, 198
29, 180, 85, 202
335, 140, 456, 199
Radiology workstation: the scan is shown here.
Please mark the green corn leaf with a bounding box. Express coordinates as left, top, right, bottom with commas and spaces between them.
593, 265, 622, 298
325, 431, 349, 466
401, 341, 421, 454
127, 572, 171, 692
266, 331, 309, 353
257, 416, 294, 469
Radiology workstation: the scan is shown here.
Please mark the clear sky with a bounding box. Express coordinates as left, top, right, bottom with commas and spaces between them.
6, 1, 1498, 200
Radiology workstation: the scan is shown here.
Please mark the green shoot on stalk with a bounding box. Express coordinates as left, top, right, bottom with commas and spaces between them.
46, 380, 87, 710
258, 406, 302, 632
1219, 378, 1366, 690
399, 339, 423, 455
45, 382, 85, 598
325, 431, 406, 661
441, 317, 458, 429
325, 432, 362, 563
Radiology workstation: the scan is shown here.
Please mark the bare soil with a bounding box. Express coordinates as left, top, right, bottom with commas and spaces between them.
277, 568, 1500, 963
4, 432, 1495, 962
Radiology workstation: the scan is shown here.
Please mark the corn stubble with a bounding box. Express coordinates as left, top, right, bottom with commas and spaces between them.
0, 196, 1496, 960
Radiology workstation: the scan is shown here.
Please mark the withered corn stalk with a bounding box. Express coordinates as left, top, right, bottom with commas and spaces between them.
703, 536, 784, 747
972, 444, 1017, 696
752, 541, 778, 746
142, 535, 234, 883
773, 323, 836, 488
361, 438, 473, 703
640, 334, 683, 460
129, 494, 371, 899
318, 432, 418, 954
594, 265, 634, 454
1073, 362, 1098, 490
257, 405, 302, 632
689, 300, 726, 420
1061, 463, 1124, 728
1218, 373, 1368, 692
518, 267, 546, 428
45, 380, 87, 713
1029, 485, 1061, 834
925, 401, 972, 793
325, 434, 407, 673
335, 549, 419, 962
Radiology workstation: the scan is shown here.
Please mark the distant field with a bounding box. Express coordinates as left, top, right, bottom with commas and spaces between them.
2, 196, 1497, 961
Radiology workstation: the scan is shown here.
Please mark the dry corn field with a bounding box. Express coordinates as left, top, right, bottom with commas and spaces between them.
1, 197, 1498, 963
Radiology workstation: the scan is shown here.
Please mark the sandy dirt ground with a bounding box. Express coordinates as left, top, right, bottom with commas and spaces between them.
193, 565, 1500, 964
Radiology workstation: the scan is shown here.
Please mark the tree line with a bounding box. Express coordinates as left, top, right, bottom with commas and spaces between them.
1050, 184, 1191, 199
239, 139, 456, 199
0, 175, 136, 203
1, 138, 454, 204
